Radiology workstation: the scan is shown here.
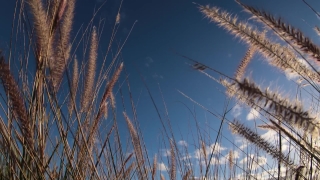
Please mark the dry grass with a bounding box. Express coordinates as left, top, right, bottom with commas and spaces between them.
1, 0, 320, 179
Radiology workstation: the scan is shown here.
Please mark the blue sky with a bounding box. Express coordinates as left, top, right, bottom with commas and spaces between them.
94, 0, 320, 177
1, 0, 320, 178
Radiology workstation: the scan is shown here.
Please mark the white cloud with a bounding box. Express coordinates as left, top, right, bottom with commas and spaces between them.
201, 157, 219, 166
237, 167, 290, 180
180, 154, 192, 160
227, 150, 240, 159
284, 58, 315, 83
261, 130, 277, 141
232, 104, 242, 118
204, 150, 240, 166
235, 137, 250, 149
194, 149, 204, 160
194, 143, 226, 159
192, 176, 208, 180
239, 154, 267, 170
178, 140, 188, 147
200, 151, 239, 166
284, 69, 299, 80
157, 163, 167, 171
161, 149, 171, 157
246, 108, 260, 120
239, 143, 248, 150
281, 144, 289, 152
260, 130, 291, 152
234, 136, 245, 144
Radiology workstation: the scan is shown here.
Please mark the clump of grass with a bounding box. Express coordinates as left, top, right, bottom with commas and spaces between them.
0, 0, 143, 179
191, 1, 320, 179
2, 0, 320, 179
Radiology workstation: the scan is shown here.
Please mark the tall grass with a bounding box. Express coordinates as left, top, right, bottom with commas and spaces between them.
192, 1, 320, 179
0, 0, 320, 179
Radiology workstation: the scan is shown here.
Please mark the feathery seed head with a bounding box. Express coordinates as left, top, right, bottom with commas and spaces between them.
200, 5, 320, 83
81, 27, 98, 111
0, 54, 32, 147
116, 13, 121, 24
235, 47, 255, 80
229, 120, 293, 166
69, 57, 79, 114
257, 124, 277, 131
152, 154, 157, 180
123, 112, 145, 178
237, 1, 320, 62
57, 0, 67, 23
223, 78, 319, 135
228, 150, 234, 170
170, 140, 176, 180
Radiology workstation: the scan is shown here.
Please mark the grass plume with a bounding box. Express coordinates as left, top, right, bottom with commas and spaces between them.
0, 53, 32, 148
199, 5, 320, 84
221, 78, 320, 137
236, 0, 320, 62
81, 27, 98, 111
235, 46, 255, 81
229, 120, 293, 166
123, 112, 146, 179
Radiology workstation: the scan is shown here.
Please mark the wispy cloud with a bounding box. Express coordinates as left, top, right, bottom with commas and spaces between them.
232, 104, 242, 118
178, 140, 188, 147
255, 167, 289, 180
161, 149, 171, 157
212, 150, 240, 165
194, 143, 226, 159
235, 167, 289, 180
198, 150, 240, 166
284, 58, 313, 81
235, 137, 250, 150
284, 69, 300, 80
246, 108, 260, 120
260, 130, 277, 140
157, 162, 167, 171
260, 129, 290, 152
192, 176, 208, 180
239, 143, 248, 150
239, 154, 267, 170
180, 154, 192, 160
